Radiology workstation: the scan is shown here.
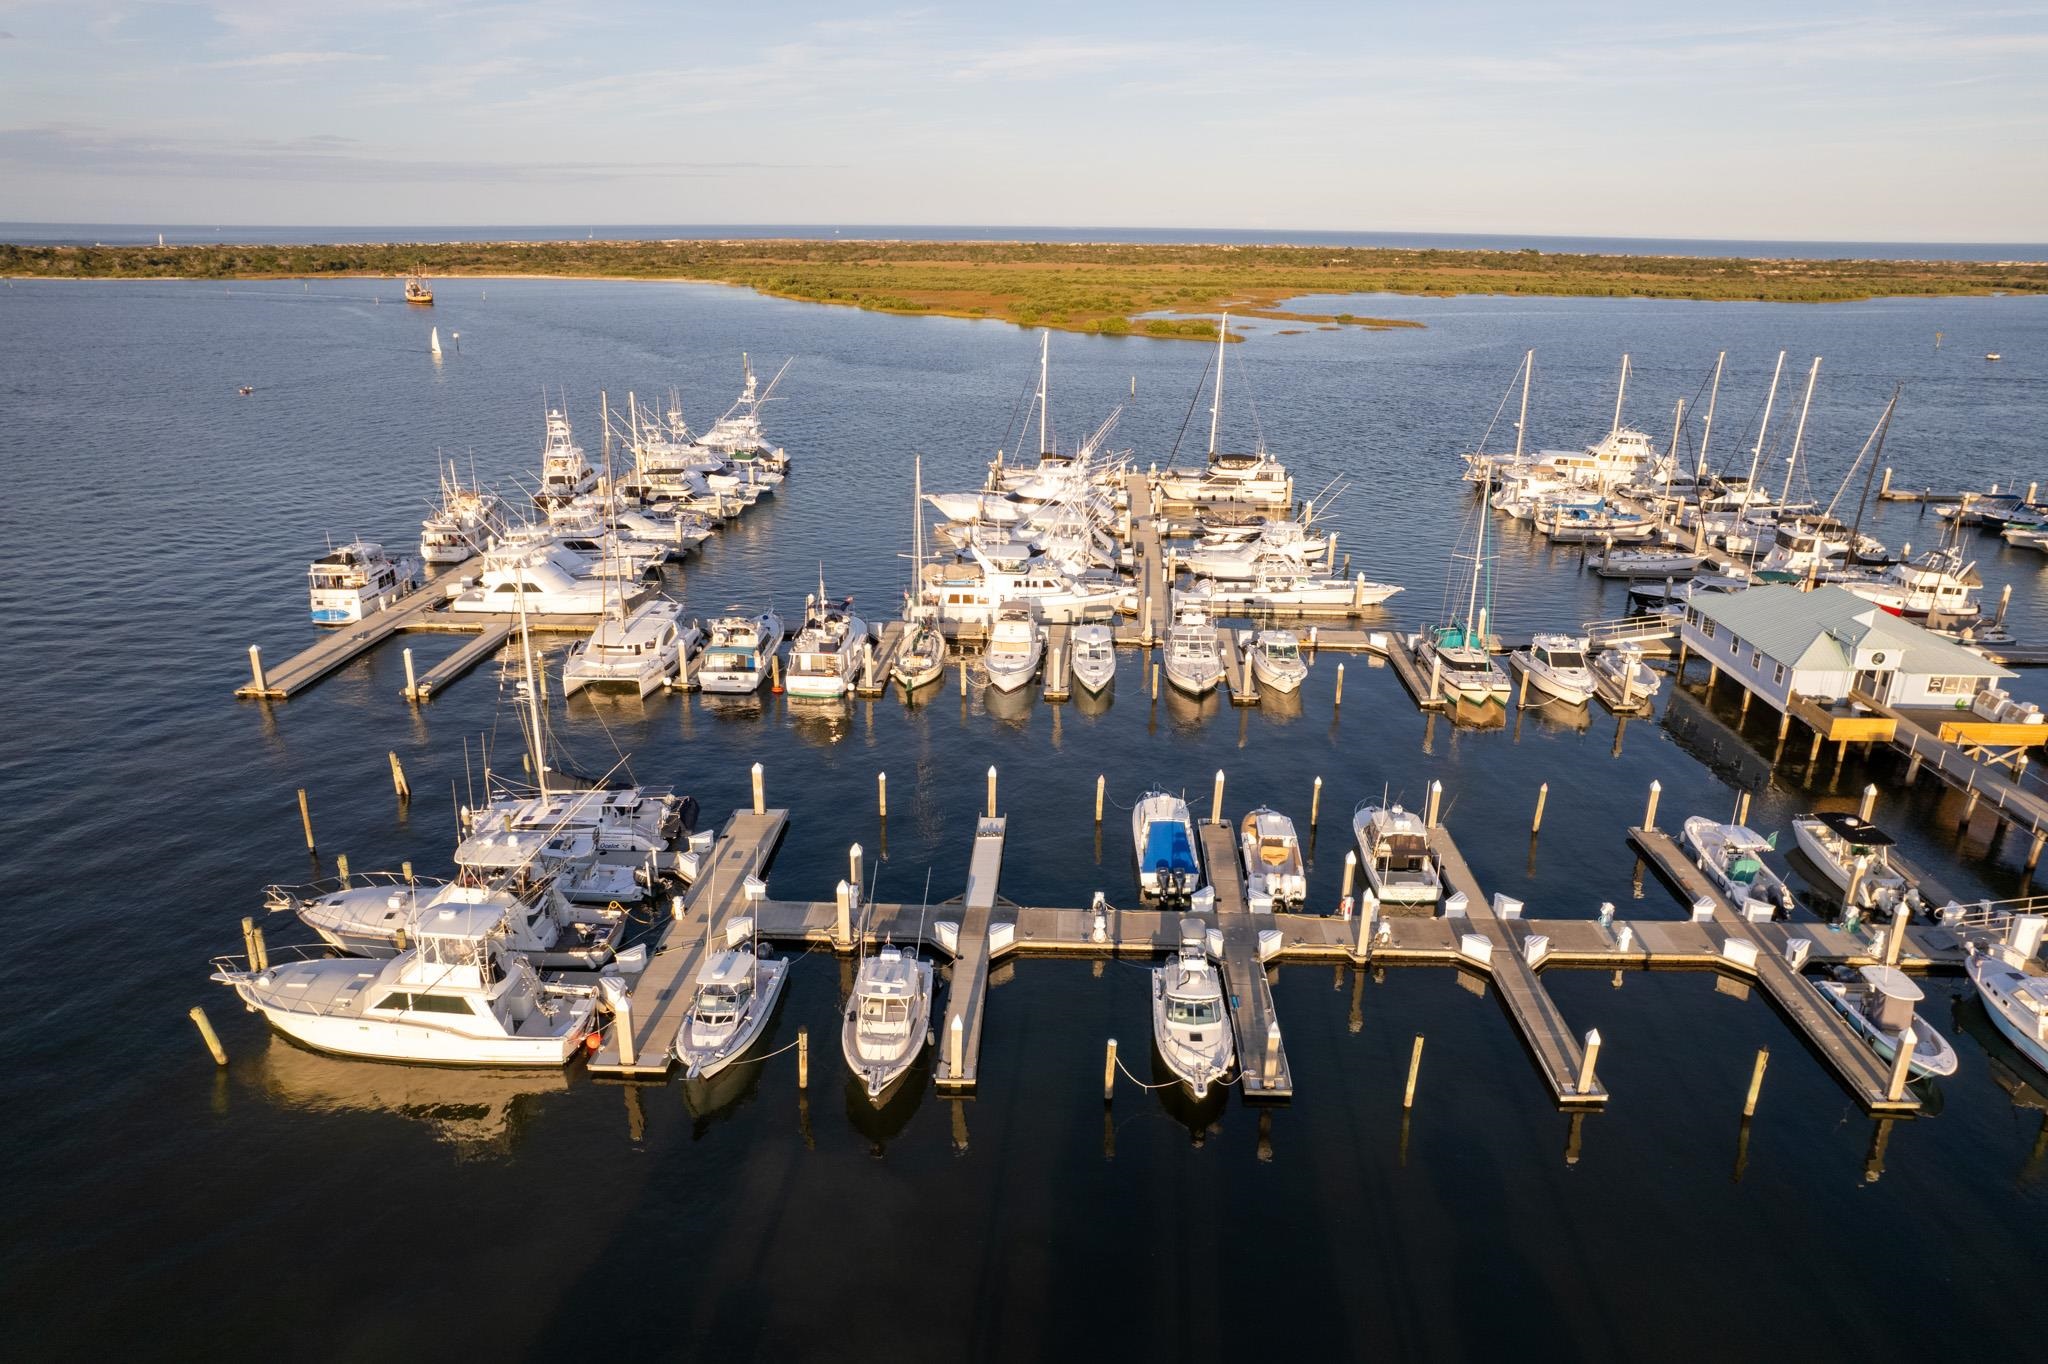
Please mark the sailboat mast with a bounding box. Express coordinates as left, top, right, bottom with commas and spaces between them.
1611, 354, 1630, 436
516, 581, 549, 800
1744, 350, 1787, 503
1037, 332, 1050, 456
1208, 314, 1229, 457
1849, 387, 1901, 552
1781, 357, 1822, 507
1514, 349, 1532, 461
1698, 351, 1725, 478
1664, 399, 1685, 498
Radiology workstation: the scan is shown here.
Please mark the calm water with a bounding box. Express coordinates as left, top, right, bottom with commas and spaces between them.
3, 278, 2048, 1359
6, 221, 2047, 261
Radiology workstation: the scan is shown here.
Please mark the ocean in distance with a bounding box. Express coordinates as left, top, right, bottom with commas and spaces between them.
5, 220, 2046, 262
2, 274, 2046, 1359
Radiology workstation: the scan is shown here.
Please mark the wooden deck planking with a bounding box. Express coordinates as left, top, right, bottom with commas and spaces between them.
587, 808, 790, 1077
1042, 623, 1071, 701
1198, 821, 1294, 1099
404, 623, 511, 699
936, 817, 1006, 1090
1384, 632, 1447, 710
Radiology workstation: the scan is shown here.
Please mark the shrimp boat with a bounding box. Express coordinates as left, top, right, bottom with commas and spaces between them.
1239, 807, 1306, 906
674, 916, 789, 1081
982, 603, 1044, 692
1816, 964, 1959, 1078
1683, 816, 1795, 917
1968, 943, 2048, 1077
842, 945, 934, 1102
560, 600, 695, 699
1351, 804, 1440, 907
1591, 641, 1662, 709
210, 902, 601, 1066
1133, 789, 1204, 902
1247, 629, 1308, 693
1510, 632, 1594, 704
697, 609, 782, 694
892, 455, 950, 691
420, 465, 506, 564
785, 574, 868, 699
1152, 920, 1234, 1100
403, 273, 434, 305
1068, 622, 1116, 694
1790, 812, 1911, 913
1163, 605, 1226, 697
308, 540, 420, 624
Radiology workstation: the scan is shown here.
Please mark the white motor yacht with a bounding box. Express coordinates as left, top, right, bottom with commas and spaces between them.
920, 546, 1123, 627
1352, 804, 1440, 907
1790, 812, 1912, 913
697, 609, 782, 694
1967, 942, 2048, 1077
1133, 789, 1204, 902
275, 864, 620, 970
1836, 547, 1982, 620
1247, 629, 1308, 693
1511, 632, 1594, 705
1152, 920, 1234, 1100
561, 600, 694, 699
1591, 641, 1662, 708
308, 540, 419, 624
1817, 964, 1959, 1078
1163, 606, 1225, 698
211, 903, 600, 1066
982, 604, 1044, 693
1683, 816, 1796, 917
842, 945, 934, 1102
1239, 807, 1305, 906
675, 921, 789, 1080
785, 578, 869, 699
1068, 623, 1117, 694
449, 555, 630, 616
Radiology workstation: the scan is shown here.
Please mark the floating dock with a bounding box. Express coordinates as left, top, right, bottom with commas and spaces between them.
935, 817, 1006, 1091
1197, 821, 1292, 1098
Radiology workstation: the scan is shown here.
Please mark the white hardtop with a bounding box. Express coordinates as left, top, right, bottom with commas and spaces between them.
858, 947, 920, 996
1859, 963, 1923, 1002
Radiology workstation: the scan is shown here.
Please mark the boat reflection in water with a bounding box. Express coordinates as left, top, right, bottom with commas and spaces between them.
251, 1035, 568, 1160
842, 1062, 928, 1154
785, 695, 853, 746
980, 677, 1037, 729
1149, 1042, 1228, 1143
1162, 684, 1222, 731
1071, 679, 1115, 720
682, 1048, 771, 1134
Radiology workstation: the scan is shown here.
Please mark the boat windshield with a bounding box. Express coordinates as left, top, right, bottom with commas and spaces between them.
1544, 650, 1587, 669
1266, 641, 1298, 662
1167, 996, 1221, 1026
860, 996, 911, 1027
1378, 834, 1430, 872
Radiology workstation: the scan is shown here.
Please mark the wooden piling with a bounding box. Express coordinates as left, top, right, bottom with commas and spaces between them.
296, 788, 315, 852
1335, 661, 1345, 708
1576, 1029, 1602, 1095
752, 762, 765, 815
1311, 775, 1323, 828
240, 915, 258, 963
798, 1026, 810, 1089
1424, 779, 1443, 829
1211, 769, 1225, 825
1643, 779, 1662, 833
1532, 782, 1548, 833
877, 771, 887, 818
987, 765, 998, 819
1859, 783, 1877, 822
1743, 1048, 1770, 1117
1734, 790, 1750, 826
1103, 1038, 1118, 1101
336, 853, 350, 887
389, 752, 410, 803
1403, 1035, 1425, 1108
1341, 850, 1357, 905
1885, 1027, 1918, 1103
1095, 774, 1105, 824
959, 657, 968, 695
402, 647, 418, 700
189, 1006, 228, 1066
247, 644, 269, 695
249, 922, 270, 972
849, 843, 864, 894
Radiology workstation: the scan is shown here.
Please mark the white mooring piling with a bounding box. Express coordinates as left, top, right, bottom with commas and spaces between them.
752, 762, 765, 815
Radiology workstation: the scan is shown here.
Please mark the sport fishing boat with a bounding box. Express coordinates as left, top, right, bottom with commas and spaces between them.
1817, 964, 1959, 1078
674, 917, 789, 1081
982, 603, 1044, 693
1239, 807, 1306, 906
560, 600, 695, 699
920, 544, 1123, 627
785, 575, 869, 699
1683, 816, 1795, 917
1133, 788, 1203, 902
1836, 546, 1982, 620
308, 540, 420, 624
210, 902, 600, 1066
842, 945, 934, 1102
1351, 804, 1440, 907
1247, 629, 1308, 693
1967, 942, 2048, 1077
1790, 812, 1912, 913
1151, 920, 1234, 1100
1068, 622, 1117, 694
1591, 641, 1662, 708
271, 865, 620, 971
1510, 632, 1594, 705
697, 609, 782, 694
1163, 605, 1226, 698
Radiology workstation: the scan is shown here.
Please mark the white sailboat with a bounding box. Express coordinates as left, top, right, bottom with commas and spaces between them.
894, 455, 950, 690
1151, 919, 1234, 1100
1417, 455, 1510, 706
1156, 315, 1291, 508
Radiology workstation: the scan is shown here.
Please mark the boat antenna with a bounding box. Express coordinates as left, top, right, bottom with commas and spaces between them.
1038, 330, 1051, 458
1514, 349, 1532, 461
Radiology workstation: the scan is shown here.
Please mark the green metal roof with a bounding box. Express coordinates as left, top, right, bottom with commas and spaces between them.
1690, 585, 2012, 679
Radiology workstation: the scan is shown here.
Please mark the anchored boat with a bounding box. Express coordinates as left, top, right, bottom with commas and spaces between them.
1162, 605, 1226, 698
1968, 943, 2048, 1077
308, 540, 420, 624
785, 574, 868, 699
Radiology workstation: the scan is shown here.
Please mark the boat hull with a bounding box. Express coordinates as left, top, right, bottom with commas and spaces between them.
676, 958, 789, 1080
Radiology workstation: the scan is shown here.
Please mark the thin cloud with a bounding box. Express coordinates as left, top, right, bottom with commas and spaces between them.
207, 50, 387, 70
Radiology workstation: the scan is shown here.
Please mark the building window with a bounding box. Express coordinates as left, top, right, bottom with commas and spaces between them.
1753, 649, 1763, 670
1701, 619, 1716, 640
1773, 663, 1785, 685
1728, 633, 1741, 655
1926, 675, 1979, 696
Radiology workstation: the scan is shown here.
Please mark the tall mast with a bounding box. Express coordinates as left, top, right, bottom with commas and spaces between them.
1781, 357, 1822, 507
1698, 350, 1725, 478
1037, 332, 1050, 457
912, 454, 924, 605
1611, 353, 1630, 436
1849, 387, 1901, 553
1466, 467, 1488, 635
1664, 398, 1685, 498
1514, 349, 1532, 461
516, 576, 548, 800
1744, 350, 1787, 503
1208, 314, 1230, 458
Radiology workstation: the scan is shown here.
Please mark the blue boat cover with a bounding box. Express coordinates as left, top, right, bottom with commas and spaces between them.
1145, 821, 1197, 876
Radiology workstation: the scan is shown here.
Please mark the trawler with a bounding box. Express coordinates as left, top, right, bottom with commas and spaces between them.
785, 574, 869, 699
697, 609, 783, 694
308, 540, 420, 624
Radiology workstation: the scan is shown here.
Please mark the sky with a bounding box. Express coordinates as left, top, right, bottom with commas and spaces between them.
1, 1, 2045, 240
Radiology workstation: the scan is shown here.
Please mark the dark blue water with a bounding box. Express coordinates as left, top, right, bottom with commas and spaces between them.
6, 221, 2045, 261
3, 277, 2047, 1359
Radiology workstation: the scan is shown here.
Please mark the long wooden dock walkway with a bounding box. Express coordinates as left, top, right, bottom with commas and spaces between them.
1042, 623, 1071, 701
1385, 632, 1447, 710
404, 624, 511, 700
1197, 821, 1293, 1099
236, 584, 451, 698
1427, 825, 1605, 1107
588, 808, 790, 1078
1118, 473, 1171, 647
936, 816, 1007, 1091
1629, 826, 1920, 1113
1220, 630, 1260, 706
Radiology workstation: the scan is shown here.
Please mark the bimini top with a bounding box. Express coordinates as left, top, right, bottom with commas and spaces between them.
1814, 811, 1895, 846
1145, 821, 1197, 877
